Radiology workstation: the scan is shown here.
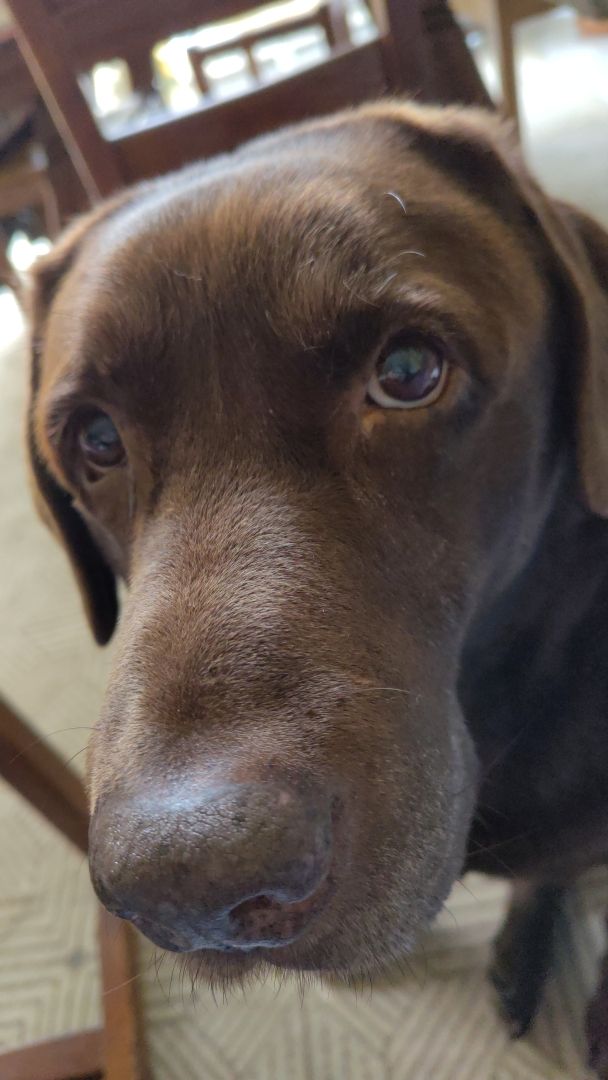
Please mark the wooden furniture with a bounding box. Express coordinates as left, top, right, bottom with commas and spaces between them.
451, 0, 553, 129
0, 33, 52, 279
6, 0, 491, 202
187, 1, 349, 97
0, 28, 86, 278
0, 237, 14, 285
0, 143, 60, 244
0, 695, 147, 1080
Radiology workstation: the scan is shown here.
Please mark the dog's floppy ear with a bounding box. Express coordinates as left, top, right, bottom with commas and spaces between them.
26, 198, 129, 644
480, 130, 608, 518
381, 104, 608, 518
545, 204, 608, 517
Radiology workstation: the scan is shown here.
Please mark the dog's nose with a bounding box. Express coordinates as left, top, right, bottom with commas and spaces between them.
89, 779, 334, 952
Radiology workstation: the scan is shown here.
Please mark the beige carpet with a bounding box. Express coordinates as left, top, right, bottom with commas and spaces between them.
2, 9, 608, 1075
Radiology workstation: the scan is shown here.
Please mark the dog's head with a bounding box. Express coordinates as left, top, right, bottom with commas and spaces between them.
25, 103, 608, 984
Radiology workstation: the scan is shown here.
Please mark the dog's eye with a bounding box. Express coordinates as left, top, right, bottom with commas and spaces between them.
367, 338, 447, 409
78, 411, 125, 469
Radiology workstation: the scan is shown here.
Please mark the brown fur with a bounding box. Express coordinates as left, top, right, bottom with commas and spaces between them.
23, 102, 608, 1063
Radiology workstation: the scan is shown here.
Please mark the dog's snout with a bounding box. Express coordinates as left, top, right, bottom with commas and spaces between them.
90, 779, 335, 952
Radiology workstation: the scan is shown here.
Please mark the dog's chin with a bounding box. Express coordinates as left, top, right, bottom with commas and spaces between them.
184, 943, 321, 989
181, 936, 375, 994
178, 896, 437, 993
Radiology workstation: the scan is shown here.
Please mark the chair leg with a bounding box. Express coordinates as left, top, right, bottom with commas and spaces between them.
0, 1029, 104, 1080
490, 0, 520, 130
0, 695, 89, 853
0, 233, 17, 289
99, 909, 149, 1080
324, 1, 350, 48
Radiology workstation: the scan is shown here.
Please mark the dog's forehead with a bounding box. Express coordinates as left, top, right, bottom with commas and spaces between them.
52, 121, 544, 405
81, 149, 418, 319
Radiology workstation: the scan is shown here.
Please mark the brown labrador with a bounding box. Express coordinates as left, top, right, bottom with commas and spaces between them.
24, 102, 608, 1072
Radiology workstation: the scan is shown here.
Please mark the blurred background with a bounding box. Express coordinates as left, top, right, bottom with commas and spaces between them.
0, 2, 607, 1078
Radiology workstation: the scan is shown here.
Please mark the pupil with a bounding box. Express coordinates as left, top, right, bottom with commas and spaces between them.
86, 416, 117, 450
383, 347, 425, 381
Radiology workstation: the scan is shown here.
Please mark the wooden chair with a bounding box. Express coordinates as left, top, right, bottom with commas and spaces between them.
6, 0, 491, 203
0, 142, 60, 242
187, 1, 349, 97
451, 0, 553, 130
0, 28, 87, 280
0, 32, 53, 279
0, 695, 147, 1080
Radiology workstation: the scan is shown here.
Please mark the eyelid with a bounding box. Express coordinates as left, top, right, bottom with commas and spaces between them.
44, 384, 119, 447
374, 328, 444, 364
375, 293, 491, 390
44, 391, 79, 449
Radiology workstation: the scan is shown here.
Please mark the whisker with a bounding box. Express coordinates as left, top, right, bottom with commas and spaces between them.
467, 836, 517, 877
168, 957, 179, 1002
152, 951, 166, 1003
63, 745, 91, 769
396, 952, 424, 990
208, 969, 219, 1007
102, 970, 142, 997
385, 190, 407, 216
455, 877, 478, 903
441, 901, 460, 930
386, 247, 426, 262
349, 685, 413, 697
8, 725, 95, 767
470, 828, 537, 856
478, 720, 536, 787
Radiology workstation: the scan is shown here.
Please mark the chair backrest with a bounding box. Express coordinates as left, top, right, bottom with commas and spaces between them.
0, 33, 36, 117
187, 3, 348, 97
39, 0, 299, 79
7, 0, 490, 202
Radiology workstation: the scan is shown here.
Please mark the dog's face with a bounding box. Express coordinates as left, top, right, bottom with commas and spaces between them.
26, 104, 608, 984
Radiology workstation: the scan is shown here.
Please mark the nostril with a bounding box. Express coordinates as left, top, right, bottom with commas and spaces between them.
227, 867, 334, 948
230, 894, 276, 922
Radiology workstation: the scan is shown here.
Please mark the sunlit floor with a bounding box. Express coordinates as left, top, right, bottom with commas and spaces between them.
0, 6, 607, 1078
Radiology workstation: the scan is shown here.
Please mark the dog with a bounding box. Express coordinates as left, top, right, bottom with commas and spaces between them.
24, 101, 608, 1073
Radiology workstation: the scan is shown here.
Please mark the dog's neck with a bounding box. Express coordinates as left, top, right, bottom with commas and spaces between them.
461, 467, 608, 875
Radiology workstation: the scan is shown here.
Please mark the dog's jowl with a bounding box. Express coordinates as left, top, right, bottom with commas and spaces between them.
25, 102, 608, 1071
